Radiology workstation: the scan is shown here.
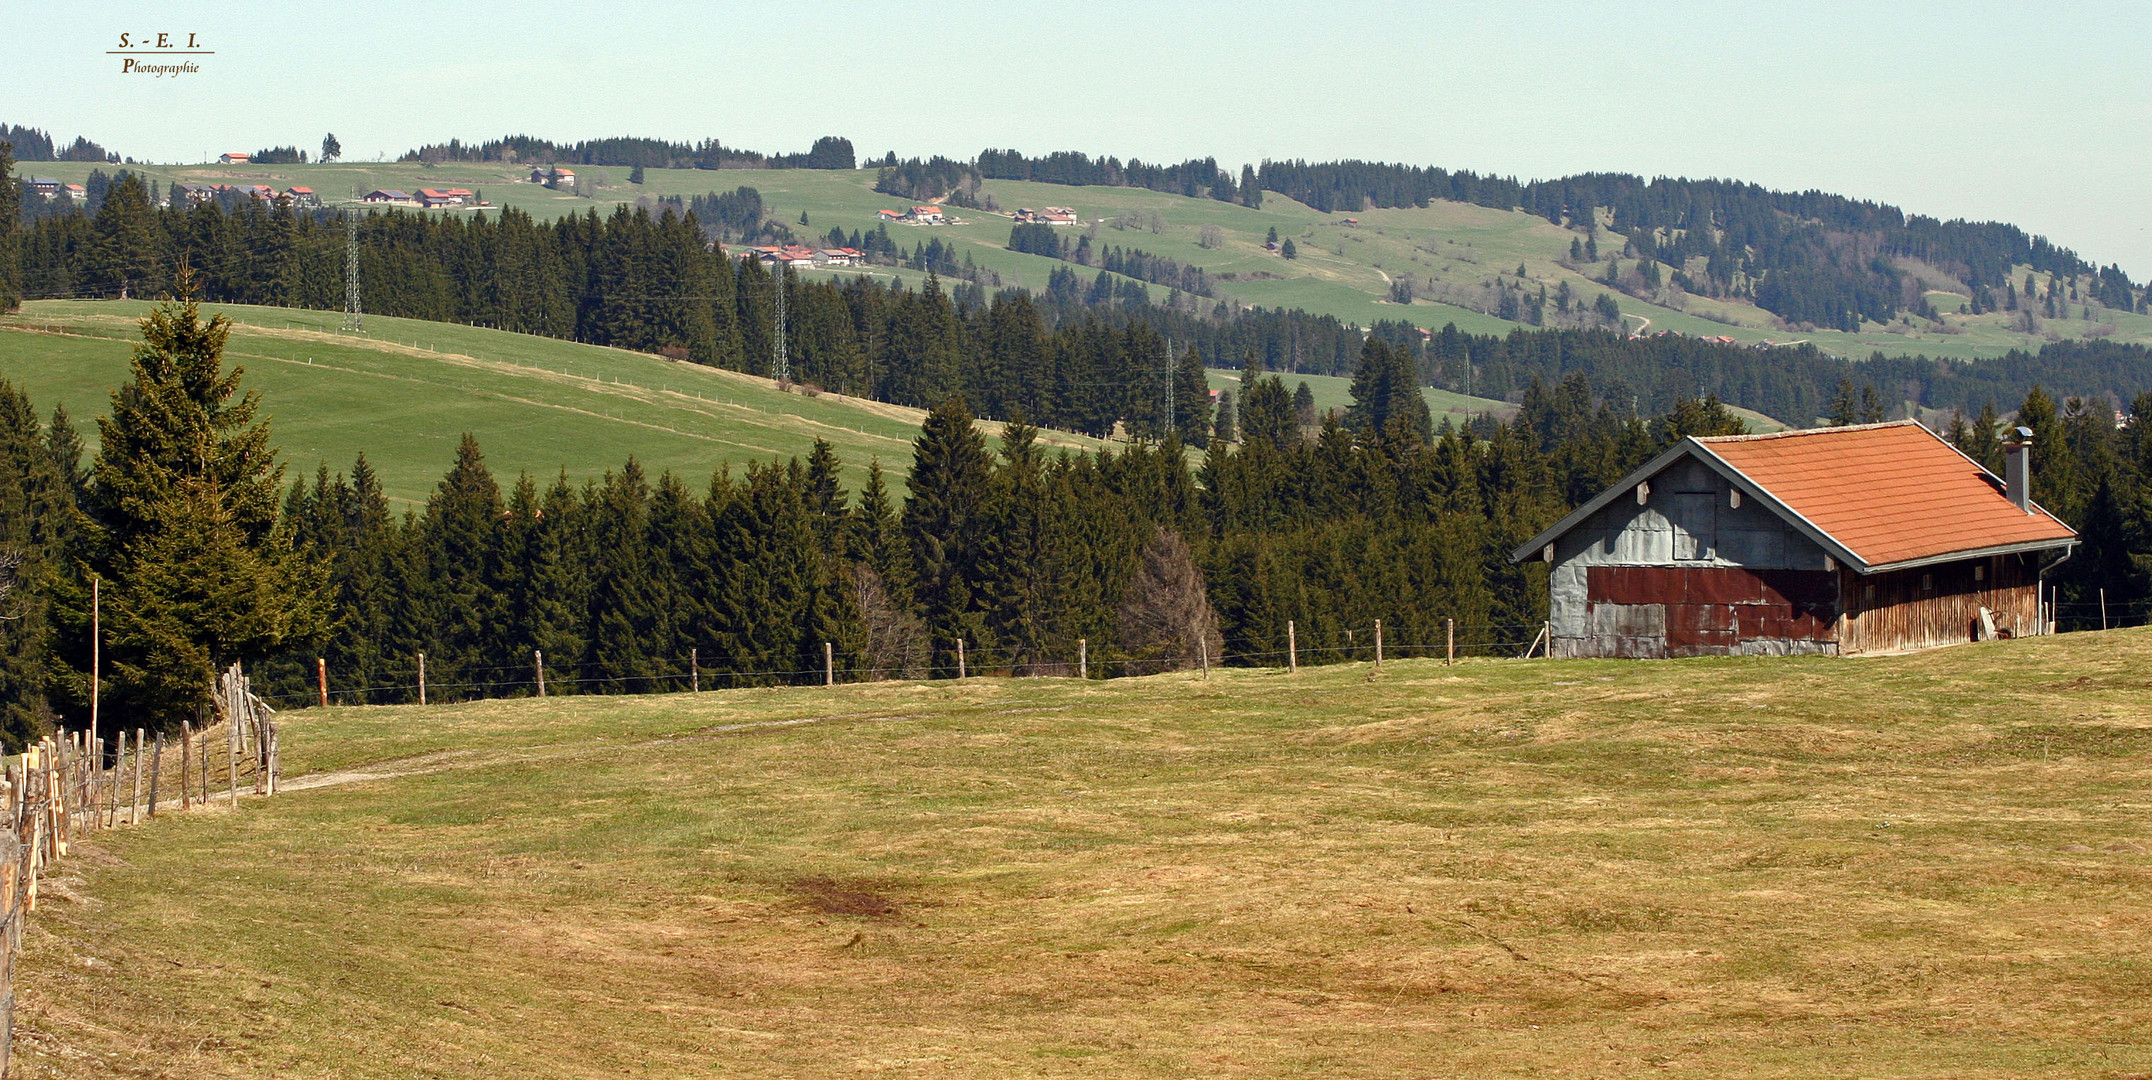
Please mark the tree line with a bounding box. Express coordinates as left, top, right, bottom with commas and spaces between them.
5, 293, 2152, 749
7, 160, 2152, 443
398, 134, 856, 171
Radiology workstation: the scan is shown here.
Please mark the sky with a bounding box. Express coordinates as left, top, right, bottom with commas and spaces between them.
12, 0, 2151, 278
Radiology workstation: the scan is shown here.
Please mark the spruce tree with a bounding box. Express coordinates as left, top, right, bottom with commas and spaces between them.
0, 139, 20, 311
904, 397, 994, 674
88, 174, 161, 300
71, 286, 328, 728
420, 435, 509, 693
0, 381, 69, 748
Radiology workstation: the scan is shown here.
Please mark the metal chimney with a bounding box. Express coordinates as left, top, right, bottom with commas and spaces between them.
2001, 426, 2033, 513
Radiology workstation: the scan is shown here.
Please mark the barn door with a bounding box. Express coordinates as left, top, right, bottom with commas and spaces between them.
1671, 493, 1715, 561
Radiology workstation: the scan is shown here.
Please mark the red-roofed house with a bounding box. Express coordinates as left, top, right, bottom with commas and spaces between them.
218, 152, 249, 164
904, 205, 944, 223
876, 209, 903, 223
62, 184, 85, 202
284, 186, 319, 207
1512, 421, 2077, 657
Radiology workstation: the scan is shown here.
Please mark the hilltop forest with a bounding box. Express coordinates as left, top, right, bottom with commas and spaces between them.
8, 168, 2152, 437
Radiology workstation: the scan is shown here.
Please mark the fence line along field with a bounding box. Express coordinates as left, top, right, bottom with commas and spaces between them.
12, 629, 2152, 1078
0, 300, 1110, 505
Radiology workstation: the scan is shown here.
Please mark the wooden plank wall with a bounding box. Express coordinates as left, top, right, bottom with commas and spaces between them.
1836, 553, 2041, 655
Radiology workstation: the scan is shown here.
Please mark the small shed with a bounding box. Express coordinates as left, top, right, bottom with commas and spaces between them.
1511, 421, 2077, 658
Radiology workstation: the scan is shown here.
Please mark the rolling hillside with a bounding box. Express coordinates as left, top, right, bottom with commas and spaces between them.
14, 631, 2152, 1077
32, 159, 2152, 363
0, 300, 1112, 506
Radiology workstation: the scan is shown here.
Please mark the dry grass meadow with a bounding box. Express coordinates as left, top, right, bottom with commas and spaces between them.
13, 630, 2152, 1078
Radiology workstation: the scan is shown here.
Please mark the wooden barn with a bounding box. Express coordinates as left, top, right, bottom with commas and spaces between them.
1511, 421, 2078, 658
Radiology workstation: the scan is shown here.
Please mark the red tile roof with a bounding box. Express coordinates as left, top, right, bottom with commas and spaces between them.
1696, 421, 2074, 568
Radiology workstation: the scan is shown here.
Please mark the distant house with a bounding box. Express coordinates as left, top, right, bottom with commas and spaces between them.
284, 186, 319, 207
61, 183, 85, 202
218, 152, 249, 164
1512, 421, 2078, 658
817, 248, 853, 266
363, 189, 415, 206
905, 205, 945, 224
242, 184, 278, 202
416, 187, 477, 208
1012, 206, 1077, 224
23, 177, 60, 197
876, 209, 903, 223
747, 244, 818, 268
527, 167, 576, 189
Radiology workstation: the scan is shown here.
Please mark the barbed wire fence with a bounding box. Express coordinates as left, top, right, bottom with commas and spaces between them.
257, 618, 1559, 710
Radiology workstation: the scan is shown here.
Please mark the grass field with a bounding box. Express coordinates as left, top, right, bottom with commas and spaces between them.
13, 630, 2152, 1077
28, 159, 2149, 362
0, 300, 1111, 506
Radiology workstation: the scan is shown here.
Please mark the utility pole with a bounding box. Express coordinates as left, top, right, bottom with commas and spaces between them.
343, 205, 363, 333
772, 270, 789, 386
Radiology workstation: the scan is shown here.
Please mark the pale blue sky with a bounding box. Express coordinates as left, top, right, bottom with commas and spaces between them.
12, 0, 2151, 276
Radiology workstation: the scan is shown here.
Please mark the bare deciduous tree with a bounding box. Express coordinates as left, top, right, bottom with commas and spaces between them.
1116, 529, 1222, 675
850, 564, 927, 680
0, 549, 19, 621
1197, 225, 1224, 250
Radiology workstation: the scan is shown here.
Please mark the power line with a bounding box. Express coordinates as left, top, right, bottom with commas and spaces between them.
342, 204, 363, 333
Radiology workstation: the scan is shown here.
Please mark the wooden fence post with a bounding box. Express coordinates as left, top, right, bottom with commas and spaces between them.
148, 732, 163, 818
1078, 638, 1088, 680
1446, 618, 1455, 667
691, 648, 699, 693
418, 651, 427, 705
956, 639, 967, 680
316, 658, 328, 708
1199, 635, 1209, 678
535, 650, 546, 697
1287, 621, 1298, 673
110, 731, 125, 828
824, 641, 835, 687
130, 728, 144, 825
1374, 619, 1383, 669
2100, 588, 2108, 631
181, 722, 193, 810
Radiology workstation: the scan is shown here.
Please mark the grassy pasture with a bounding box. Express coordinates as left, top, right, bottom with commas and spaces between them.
29, 158, 2146, 361
13, 629, 2152, 1077
0, 300, 1111, 506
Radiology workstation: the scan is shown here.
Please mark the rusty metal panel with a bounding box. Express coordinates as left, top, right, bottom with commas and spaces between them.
1667, 603, 1736, 633
1686, 568, 1764, 605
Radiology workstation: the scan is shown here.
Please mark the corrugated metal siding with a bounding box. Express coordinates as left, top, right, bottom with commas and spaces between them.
1835, 554, 2040, 655
1579, 566, 1838, 658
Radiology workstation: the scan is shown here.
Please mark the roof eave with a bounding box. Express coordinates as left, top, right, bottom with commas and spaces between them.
1860, 537, 2078, 575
